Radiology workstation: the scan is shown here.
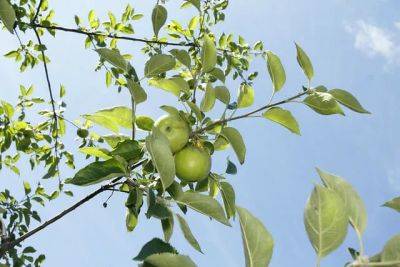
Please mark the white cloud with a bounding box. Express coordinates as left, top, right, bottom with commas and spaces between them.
346, 20, 400, 64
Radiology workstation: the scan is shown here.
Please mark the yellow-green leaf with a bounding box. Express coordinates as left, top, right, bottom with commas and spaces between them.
200, 83, 216, 112
329, 89, 370, 114
201, 34, 217, 73
221, 127, 246, 164
263, 107, 300, 135
96, 48, 129, 72
265, 51, 286, 92
303, 92, 345, 116
136, 115, 155, 131
295, 43, 314, 81
145, 54, 176, 78
237, 84, 254, 108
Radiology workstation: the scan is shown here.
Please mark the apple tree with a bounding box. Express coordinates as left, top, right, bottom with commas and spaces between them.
0, 0, 399, 266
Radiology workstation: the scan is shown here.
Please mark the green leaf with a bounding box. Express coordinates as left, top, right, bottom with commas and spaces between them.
145, 54, 176, 78
304, 185, 348, 259
149, 77, 189, 96
152, 5, 167, 37
136, 115, 155, 131
215, 86, 230, 105
66, 158, 126, 186
0, 0, 15, 33
201, 34, 217, 73
237, 206, 274, 267
142, 253, 196, 267
160, 105, 180, 117
176, 191, 230, 226
265, 51, 286, 92
381, 234, 400, 263
23, 181, 31, 195
225, 159, 237, 175
176, 214, 203, 253
262, 107, 300, 135
316, 168, 367, 234
103, 134, 130, 148
237, 84, 254, 108
134, 238, 177, 261
186, 101, 204, 122
126, 209, 138, 232
295, 43, 314, 81
110, 140, 142, 161
161, 215, 174, 242
329, 89, 370, 114
383, 197, 400, 213
220, 182, 236, 219
79, 147, 111, 160
127, 79, 147, 104
146, 128, 175, 191
96, 48, 129, 72
83, 106, 132, 133
303, 92, 345, 116
209, 68, 226, 83
200, 83, 216, 112
170, 49, 191, 68
221, 127, 246, 164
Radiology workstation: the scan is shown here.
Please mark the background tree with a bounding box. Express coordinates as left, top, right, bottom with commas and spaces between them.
0, 0, 399, 266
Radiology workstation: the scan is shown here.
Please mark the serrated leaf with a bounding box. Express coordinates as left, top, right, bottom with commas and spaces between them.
316, 168, 367, 234
220, 182, 235, 219
176, 214, 203, 253
146, 128, 175, 191
170, 49, 191, 68
237, 84, 254, 108
200, 83, 216, 112
79, 147, 111, 160
134, 238, 177, 261
149, 77, 189, 96
304, 185, 348, 259
215, 86, 230, 105
176, 191, 230, 226
295, 43, 314, 80
83, 106, 132, 133
142, 253, 196, 267
66, 158, 126, 186
383, 197, 400, 213
303, 92, 345, 116
262, 107, 300, 135
329, 89, 370, 114
152, 5, 167, 37
145, 54, 176, 78
265, 51, 286, 92
136, 115, 155, 131
237, 206, 274, 267
96, 48, 128, 72
127, 79, 147, 104
221, 127, 246, 164
0, 0, 15, 33
201, 34, 217, 73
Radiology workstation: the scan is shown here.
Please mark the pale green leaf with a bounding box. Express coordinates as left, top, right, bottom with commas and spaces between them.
127, 79, 147, 104
295, 43, 314, 81
329, 89, 370, 114
265, 51, 286, 92
201, 34, 217, 73
176, 191, 230, 226
149, 77, 189, 96
96, 48, 128, 72
145, 54, 176, 78
304, 185, 348, 258
136, 115, 155, 131
303, 92, 345, 116
126, 209, 138, 232
176, 214, 203, 253
0, 0, 15, 33
146, 128, 175, 191
262, 107, 300, 135
152, 5, 167, 37
83, 106, 132, 133
142, 253, 196, 267
215, 86, 230, 105
237, 206, 274, 267
237, 84, 254, 108
170, 49, 191, 68
221, 127, 246, 164
186, 101, 203, 122
220, 181, 236, 219
200, 83, 216, 112
383, 197, 400, 213
79, 147, 111, 160
382, 234, 400, 264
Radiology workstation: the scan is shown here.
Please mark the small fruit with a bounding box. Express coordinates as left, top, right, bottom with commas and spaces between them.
154, 114, 190, 153
77, 128, 89, 138
174, 145, 211, 182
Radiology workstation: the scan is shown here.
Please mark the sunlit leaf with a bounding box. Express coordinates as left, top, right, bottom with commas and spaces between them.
127, 79, 147, 104
200, 83, 216, 112
96, 48, 129, 72
152, 5, 167, 37
265, 51, 286, 92
215, 86, 230, 105
145, 54, 176, 78
303, 92, 344, 116
295, 43, 314, 81
201, 34, 217, 73
79, 147, 111, 160
149, 77, 189, 96
170, 49, 191, 68
237, 84, 254, 108
221, 127, 246, 164
220, 182, 235, 219
142, 253, 196, 267
329, 89, 370, 114
262, 107, 300, 135
83, 106, 132, 133
136, 115, 155, 131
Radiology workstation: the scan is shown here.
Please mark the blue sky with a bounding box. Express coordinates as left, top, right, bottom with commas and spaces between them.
1, 0, 400, 266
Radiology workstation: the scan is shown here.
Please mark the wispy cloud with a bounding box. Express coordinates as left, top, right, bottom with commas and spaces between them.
345, 20, 400, 64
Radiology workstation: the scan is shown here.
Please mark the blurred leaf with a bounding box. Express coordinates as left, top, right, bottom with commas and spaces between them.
0, 0, 15, 33
237, 84, 254, 108
215, 86, 230, 105
149, 77, 189, 96
200, 83, 216, 112
262, 107, 300, 135
145, 54, 176, 78
381, 234, 400, 264
265, 51, 286, 92
127, 79, 147, 104
383, 197, 400, 213
146, 128, 175, 191
142, 253, 196, 267
133, 238, 177, 261
237, 206, 274, 267
329, 89, 370, 114
170, 49, 191, 68
295, 43, 314, 80
152, 5, 167, 37
110, 140, 142, 161
176, 214, 203, 253
201, 34, 217, 73
304, 185, 348, 259
96, 48, 128, 72
220, 182, 235, 219
136, 115, 155, 131
161, 215, 174, 242
126, 209, 138, 232
79, 147, 111, 160
83, 106, 132, 133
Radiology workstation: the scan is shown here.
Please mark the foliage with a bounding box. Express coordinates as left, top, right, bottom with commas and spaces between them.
0, 0, 397, 266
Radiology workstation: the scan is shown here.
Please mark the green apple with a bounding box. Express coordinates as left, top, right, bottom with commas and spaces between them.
154, 114, 190, 153
174, 145, 211, 182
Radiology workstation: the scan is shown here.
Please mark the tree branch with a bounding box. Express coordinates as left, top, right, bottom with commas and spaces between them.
192, 90, 309, 136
